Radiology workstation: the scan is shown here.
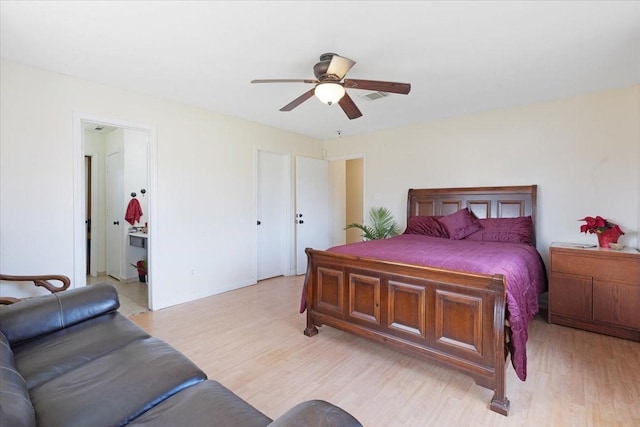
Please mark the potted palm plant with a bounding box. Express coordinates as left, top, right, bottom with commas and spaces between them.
345, 206, 400, 241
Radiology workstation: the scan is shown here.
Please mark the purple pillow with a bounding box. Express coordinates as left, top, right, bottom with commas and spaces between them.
465, 216, 533, 245
404, 216, 449, 238
439, 208, 483, 240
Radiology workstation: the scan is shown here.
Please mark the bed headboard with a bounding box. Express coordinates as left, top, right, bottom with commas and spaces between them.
407, 185, 538, 243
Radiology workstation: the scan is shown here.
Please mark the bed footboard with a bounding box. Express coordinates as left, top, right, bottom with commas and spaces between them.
303, 248, 510, 416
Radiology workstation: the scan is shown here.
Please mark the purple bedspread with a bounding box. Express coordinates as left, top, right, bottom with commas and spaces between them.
308, 234, 547, 381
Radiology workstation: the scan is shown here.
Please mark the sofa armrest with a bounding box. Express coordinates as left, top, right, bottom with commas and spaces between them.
0, 283, 119, 345
268, 400, 362, 427
0, 331, 36, 427
0, 274, 70, 305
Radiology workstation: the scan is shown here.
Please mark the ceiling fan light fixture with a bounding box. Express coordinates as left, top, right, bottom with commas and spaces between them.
251, 53, 410, 119
314, 82, 345, 105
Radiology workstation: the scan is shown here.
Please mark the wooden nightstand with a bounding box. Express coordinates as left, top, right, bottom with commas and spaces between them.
548, 243, 640, 341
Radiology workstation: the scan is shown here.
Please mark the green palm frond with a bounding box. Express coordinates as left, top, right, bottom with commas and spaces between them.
345, 207, 400, 241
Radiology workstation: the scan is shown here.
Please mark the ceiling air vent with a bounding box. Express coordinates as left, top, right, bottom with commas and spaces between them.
361, 91, 390, 101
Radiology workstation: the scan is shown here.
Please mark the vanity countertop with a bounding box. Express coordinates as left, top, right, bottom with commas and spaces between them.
128, 231, 148, 239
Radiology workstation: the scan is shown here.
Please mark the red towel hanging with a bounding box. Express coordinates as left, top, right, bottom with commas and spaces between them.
125, 198, 143, 225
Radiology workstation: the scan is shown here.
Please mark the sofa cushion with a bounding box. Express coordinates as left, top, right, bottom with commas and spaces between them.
0, 331, 35, 427
269, 400, 363, 427
13, 312, 149, 389
29, 337, 207, 427
129, 380, 273, 427
0, 283, 119, 345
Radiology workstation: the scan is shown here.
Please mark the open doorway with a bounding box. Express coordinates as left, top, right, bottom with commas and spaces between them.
329, 156, 365, 247
344, 158, 364, 244
74, 114, 155, 313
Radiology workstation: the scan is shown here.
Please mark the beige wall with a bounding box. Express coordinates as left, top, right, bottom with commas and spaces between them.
0, 60, 323, 309
324, 86, 640, 264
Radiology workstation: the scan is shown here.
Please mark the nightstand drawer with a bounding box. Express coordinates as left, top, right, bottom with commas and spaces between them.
551, 252, 640, 283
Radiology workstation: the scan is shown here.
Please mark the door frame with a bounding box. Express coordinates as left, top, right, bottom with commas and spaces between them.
73, 113, 158, 309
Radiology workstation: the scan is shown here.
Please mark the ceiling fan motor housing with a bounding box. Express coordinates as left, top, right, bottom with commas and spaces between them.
313, 53, 338, 81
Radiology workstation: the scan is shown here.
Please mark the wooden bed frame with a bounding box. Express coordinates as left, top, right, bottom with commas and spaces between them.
303, 185, 538, 416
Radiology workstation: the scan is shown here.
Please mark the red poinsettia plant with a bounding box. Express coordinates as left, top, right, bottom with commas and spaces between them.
579, 216, 624, 235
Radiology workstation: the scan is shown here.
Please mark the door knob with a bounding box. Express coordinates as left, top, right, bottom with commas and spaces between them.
113, 221, 120, 225
296, 220, 304, 224
257, 220, 261, 225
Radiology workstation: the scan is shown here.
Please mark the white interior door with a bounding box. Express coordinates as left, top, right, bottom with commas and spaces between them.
295, 156, 330, 275
106, 151, 123, 279
257, 151, 289, 280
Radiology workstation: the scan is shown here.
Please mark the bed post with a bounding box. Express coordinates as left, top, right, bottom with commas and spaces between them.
490, 275, 510, 415
303, 248, 318, 337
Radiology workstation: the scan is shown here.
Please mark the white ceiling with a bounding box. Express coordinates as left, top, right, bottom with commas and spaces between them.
2, 1, 639, 140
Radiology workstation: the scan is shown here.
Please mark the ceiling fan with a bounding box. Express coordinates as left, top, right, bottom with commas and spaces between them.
251, 53, 411, 120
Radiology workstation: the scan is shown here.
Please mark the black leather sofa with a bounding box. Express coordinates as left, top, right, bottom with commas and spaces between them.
0, 283, 362, 427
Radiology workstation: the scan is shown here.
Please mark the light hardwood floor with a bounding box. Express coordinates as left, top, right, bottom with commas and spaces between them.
130, 275, 639, 426
87, 275, 148, 317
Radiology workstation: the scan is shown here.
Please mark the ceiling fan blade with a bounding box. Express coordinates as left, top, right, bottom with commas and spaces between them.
343, 79, 411, 94
251, 79, 318, 84
280, 89, 316, 111
338, 92, 363, 120
326, 55, 356, 80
